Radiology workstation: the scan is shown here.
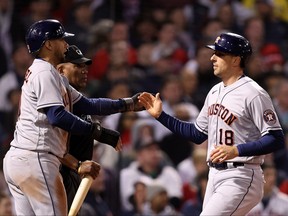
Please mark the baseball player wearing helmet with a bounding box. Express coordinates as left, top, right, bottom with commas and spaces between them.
2, 19, 143, 216
138, 32, 285, 215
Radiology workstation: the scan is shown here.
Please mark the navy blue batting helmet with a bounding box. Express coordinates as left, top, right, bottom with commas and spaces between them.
206, 32, 252, 58
25, 19, 74, 54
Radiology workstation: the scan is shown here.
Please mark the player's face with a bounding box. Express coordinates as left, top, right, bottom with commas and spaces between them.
210, 51, 236, 78
62, 63, 88, 90
50, 38, 69, 64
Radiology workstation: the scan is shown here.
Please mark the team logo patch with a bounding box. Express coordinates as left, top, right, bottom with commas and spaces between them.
263, 109, 276, 125
215, 36, 221, 44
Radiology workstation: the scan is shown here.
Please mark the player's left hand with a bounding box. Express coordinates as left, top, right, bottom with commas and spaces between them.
210, 144, 239, 163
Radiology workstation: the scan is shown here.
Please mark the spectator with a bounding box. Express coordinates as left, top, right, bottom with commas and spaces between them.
130, 42, 156, 92
0, 193, 14, 216
65, 0, 94, 54
0, 45, 8, 78
183, 0, 209, 44
168, 7, 196, 58
242, 0, 288, 23
215, 3, 241, 33
159, 103, 198, 166
121, 180, 147, 216
81, 169, 113, 216
92, 143, 122, 216
260, 43, 285, 73
0, 42, 33, 113
90, 0, 123, 22
253, 0, 288, 48
245, 52, 264, 82
117, 112, 139, 151
177, 148, 208, 186
22, 0, 55, 29
247, 163, 288, 216
120, 137, 182, 212
184, 46, 218, 109
243, 16, 265, 54
0, 168, 9, 196
198, 0, 226, 19
179, 64, 199, 106
129, 16, 158, 48
273, 78, 288, 134
88, 22, 137, 81
0, 0, 26, 66
181, 170, 209, 216
151, 21, 188, 74
142, 183, 181, 216
0, 42, 33, 141
198, 18, 223, 48
130, 118, 157, 151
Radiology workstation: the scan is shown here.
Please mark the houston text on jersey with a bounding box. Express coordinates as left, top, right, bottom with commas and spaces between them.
208, 103, 238, 126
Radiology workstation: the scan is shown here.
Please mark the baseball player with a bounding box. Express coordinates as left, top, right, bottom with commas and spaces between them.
138, 32, 285, 215
2, 19, 143, 216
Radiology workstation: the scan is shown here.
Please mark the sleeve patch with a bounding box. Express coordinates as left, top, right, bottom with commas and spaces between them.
263, 109, 276, 125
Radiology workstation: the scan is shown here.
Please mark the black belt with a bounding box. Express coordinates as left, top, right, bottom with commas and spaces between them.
208, 161, 244, 170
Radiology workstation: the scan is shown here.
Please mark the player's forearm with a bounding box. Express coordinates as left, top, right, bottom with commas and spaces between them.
59, 153, 80, 172
73, 96, 125, 115
157, 111, 207, 144
237, 130, 285, 156
44, 105, 93, 134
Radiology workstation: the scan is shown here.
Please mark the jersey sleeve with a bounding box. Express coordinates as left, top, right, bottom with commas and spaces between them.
61, 75, 82, 104
69, 85, 82, 104
32, 69, 64, 110
248, 94, 282, 136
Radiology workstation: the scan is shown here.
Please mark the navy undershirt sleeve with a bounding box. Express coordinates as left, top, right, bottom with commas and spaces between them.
157, 111, 207, 144
44, 105, 93, 134
237, 130, 285, 156
73, 96, 125, 115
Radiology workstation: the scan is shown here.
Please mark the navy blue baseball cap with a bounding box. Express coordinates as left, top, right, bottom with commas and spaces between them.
64, 45, 92, 65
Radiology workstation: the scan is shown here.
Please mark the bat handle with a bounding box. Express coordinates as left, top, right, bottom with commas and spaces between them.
68, 175, 93, 216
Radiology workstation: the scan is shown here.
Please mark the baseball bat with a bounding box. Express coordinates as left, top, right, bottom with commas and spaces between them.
68, 175, 93, 216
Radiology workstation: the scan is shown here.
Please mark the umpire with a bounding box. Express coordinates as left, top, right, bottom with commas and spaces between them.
57, 45, 94, 214
58, 45, 130, 215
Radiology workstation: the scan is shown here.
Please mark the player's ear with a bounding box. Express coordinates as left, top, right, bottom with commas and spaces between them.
44, 40, 53, 51
57, 64, 64, 74
232, 56, 241, 66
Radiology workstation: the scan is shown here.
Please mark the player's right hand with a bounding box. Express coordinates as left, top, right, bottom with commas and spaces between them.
210, 144, 239, 163
77, 160, 101, 179
138, 92, 163, 118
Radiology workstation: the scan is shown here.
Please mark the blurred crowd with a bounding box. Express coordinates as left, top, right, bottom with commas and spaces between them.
1, 0, 288, 215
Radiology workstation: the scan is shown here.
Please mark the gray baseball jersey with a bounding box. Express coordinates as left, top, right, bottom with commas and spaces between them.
3, 59, 84, 215
195, 76, 282, 164
11, 58, 82, 157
